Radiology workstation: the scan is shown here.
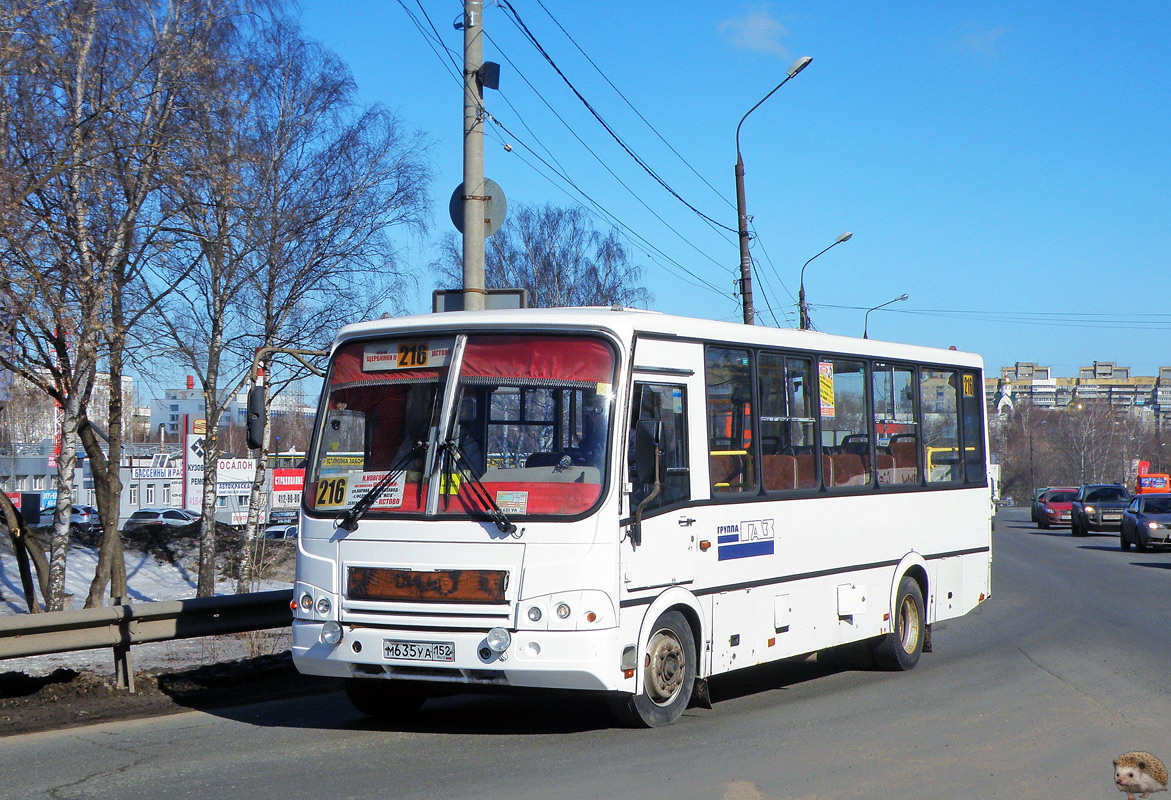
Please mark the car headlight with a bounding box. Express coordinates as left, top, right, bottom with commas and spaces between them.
1148, 521, 1160, 530
1084, 505, 1095, 514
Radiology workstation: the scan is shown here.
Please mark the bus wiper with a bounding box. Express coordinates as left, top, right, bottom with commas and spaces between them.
444, 440, 517, 535
336, 441, 426, 532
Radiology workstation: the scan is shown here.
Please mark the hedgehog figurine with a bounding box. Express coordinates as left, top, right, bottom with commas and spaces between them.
1114, 752, 1168, 800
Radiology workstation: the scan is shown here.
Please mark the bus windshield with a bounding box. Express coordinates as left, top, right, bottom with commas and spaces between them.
307, 333, 617, 519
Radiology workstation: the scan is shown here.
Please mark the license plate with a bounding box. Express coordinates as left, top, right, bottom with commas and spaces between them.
1104, 513, 1121, 520
1060, 514, 1070, 520
383, 639, 455, 662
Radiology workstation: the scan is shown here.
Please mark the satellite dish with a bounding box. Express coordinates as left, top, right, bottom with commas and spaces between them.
449, 178, 507, 237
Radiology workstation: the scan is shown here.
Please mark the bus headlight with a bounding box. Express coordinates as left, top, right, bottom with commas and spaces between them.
299, 593, 313, 611
486, 627, 512, 653
555, 602, 572, 619
315, 596, 332, 615
527, 606, 542, 622
321, 621, 343, 645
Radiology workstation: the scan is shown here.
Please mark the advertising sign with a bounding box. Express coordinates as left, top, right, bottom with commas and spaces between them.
818, 362, 835, 417
186, 434, 255, 511
272, 468, 305, 509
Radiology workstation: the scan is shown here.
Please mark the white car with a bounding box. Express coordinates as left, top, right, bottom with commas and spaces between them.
263, 524, 298, 540
122, 508, 199, 533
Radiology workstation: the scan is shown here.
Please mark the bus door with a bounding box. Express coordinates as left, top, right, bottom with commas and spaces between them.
622, 339, 705, 591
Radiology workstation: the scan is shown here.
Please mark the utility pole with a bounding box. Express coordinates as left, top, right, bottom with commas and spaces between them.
734, 154, 754, 325
462, 0, 486, 312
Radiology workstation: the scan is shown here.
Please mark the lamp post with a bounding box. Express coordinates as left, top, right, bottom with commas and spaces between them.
798, 231, 852, 330
863, 293, 909, 339
735, 55, 812, 325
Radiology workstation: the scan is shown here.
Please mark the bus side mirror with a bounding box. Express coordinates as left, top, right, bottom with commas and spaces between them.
246, 386, 266, 450
634, 419, 663, 484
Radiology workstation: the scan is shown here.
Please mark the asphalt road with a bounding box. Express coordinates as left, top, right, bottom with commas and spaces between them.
4, 507, 1170, 800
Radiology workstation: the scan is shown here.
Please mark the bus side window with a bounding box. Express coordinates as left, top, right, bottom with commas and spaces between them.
629, 383, 690, 512
706, 347, 755, 494
921, 369, 960, 483
960, 371, 986, 484
873, 364, 919, 485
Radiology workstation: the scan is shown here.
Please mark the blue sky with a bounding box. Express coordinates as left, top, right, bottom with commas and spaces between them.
296, 1, 1171, 378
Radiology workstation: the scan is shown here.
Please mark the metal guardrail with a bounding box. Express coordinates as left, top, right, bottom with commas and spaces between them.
0, 589, 294, 690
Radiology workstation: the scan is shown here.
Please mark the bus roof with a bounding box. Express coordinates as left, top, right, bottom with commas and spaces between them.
333, 306, 984, 369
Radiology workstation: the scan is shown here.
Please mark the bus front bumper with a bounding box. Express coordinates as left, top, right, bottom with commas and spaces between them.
291, 620, 628, 693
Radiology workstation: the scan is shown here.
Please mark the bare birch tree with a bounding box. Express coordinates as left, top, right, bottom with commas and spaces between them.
232, 19, 430, 590
436, 204, 652, 309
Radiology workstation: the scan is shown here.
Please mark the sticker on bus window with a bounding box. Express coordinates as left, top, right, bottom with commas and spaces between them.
343, 472, 405, 508
321, 455, 364, 470
819, 362, 835, 417
596, 382, 612, 397
362, 339, 453, 372
962, 373, 975, 397
672, 388, 683, 414
496, 491, 528, 514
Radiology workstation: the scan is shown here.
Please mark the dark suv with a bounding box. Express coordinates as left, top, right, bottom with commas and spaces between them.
1070, 484, 1131, 536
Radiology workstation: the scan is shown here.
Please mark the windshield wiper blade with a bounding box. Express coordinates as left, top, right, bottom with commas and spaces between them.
336, 441, 426, 532
445, 440, 517, 535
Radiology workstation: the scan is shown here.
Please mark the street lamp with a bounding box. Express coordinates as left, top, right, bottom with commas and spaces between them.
798, 231, 852, 330
863, 293, 909, 339
735, 55, 812, 325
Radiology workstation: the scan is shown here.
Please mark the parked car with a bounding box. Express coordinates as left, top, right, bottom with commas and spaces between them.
37, 504, 98, 532
1120, 493, 1171, 551
1036, 487, 1077, 529
121, 508, 199, 534
1070, 484, 1131, 536
1030, 488, 1052, 524
263, 524, 298, 540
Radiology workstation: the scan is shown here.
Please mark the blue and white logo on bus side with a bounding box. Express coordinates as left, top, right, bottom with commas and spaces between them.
716, 519, 776, 561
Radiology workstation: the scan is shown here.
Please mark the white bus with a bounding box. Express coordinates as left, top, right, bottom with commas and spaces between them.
286, 307, 991, 726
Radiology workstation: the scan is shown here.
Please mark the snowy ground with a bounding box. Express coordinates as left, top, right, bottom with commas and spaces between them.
0, 543, 293, 678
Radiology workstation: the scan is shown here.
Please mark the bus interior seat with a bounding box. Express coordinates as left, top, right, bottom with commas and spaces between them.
710, 453, 746, 492
762, 454, 797, 491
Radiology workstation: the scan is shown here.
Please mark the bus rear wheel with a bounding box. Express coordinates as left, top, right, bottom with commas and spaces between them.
871, 576, 925, 671
609, 610, 696, 727
344, 678, 428, 719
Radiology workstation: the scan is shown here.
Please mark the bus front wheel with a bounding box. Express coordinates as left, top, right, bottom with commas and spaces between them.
609, 610, 696, 727
871, 576, 925, 671
344, 678, 427, 719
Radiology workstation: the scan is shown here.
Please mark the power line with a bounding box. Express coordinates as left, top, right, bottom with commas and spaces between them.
394, 1, 462, 85
484, 118, 734, 300
817, 305, 1171, 330
481, 28, 733, 276
498, 0, 737, 236
531, 0, 735, 213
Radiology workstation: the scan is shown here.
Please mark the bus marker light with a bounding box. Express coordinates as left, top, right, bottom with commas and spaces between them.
289, 600, 298, 610
699, 540, 711, 551
883, 613, 890, 621
767, 637, 775, 647
586, 611, 597, 623
623, 669, 635, 679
